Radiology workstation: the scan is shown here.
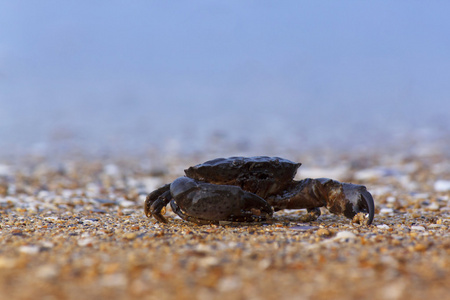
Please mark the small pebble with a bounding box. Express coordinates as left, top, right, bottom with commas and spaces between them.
83, 219, 98, 225
124, 233, 138, 240
217, 276, 242, 292
41, 241, 54, 249
78, 238, 94, 247
377, 224, 390, 230
428, 224, 445, 229
44, 217, 58, 222
380, 208, 394, 214
120, 209, 135, 216
411, 225, 426, 231
412, 192, 429, 199
36, 264, 59, 279
413, 243, 428, 252
386, 196, 396, 203
410, 212, 422, 218
100, 273, 127, 287
291, 225, 318, 231
334, 231, 357, 241
198, 256, 220, 268
316, 228, 332, 237
119, 200, 135, 208
258, 258, 272, 270
426, 202, 440, 211
19, 245, 41, 255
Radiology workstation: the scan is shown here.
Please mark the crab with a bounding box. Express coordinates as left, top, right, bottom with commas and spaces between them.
144, 156, 375, 225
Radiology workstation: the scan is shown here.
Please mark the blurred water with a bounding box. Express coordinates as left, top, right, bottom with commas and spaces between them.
1, 1, 449, 157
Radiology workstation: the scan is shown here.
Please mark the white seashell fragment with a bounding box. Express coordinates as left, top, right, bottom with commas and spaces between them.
19, 245, 41, 255
412, 193, 429, 199
428, 224, 445, 229
78, 238, 94, 247
83, 219, 98, 225
411, 225, 426, 231
41, 241, 54, 249
426, 202, 440, 211
44, 216, 58, 222
380, 207, 394, 214
377, 224, 390, 229
386, 196, 396, 203
37, 190, 50, 199
334, 231, 357, 241
36, 264, 59, 279
120, 209, 135, 215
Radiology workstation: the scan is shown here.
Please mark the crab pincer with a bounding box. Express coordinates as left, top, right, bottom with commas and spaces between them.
316, 179, 375, 225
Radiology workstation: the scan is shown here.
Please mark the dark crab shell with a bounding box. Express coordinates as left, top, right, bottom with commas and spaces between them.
184, 156, 301, 198
170, 177, 273, 223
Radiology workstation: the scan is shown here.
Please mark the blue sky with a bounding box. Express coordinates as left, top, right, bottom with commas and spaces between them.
1, 1, 449, 154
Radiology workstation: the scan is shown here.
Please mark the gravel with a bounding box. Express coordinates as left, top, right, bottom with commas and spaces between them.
0, 148, 449, 300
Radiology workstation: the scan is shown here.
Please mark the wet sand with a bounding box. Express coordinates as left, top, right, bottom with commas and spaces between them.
0, 148, 449, 300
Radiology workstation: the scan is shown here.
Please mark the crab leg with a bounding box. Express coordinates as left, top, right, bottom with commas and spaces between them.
267, 178, 375, 225
267, 178, 328, 210
144, 184, 172, 223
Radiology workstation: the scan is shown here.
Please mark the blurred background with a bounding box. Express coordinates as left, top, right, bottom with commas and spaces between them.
1, 1, 449, 157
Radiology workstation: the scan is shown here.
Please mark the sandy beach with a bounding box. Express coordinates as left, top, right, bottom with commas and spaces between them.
0, 146, 449, 300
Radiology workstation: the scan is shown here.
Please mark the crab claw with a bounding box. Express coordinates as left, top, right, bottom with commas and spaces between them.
342, 183, 375, 225
318, 179, 375, 225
